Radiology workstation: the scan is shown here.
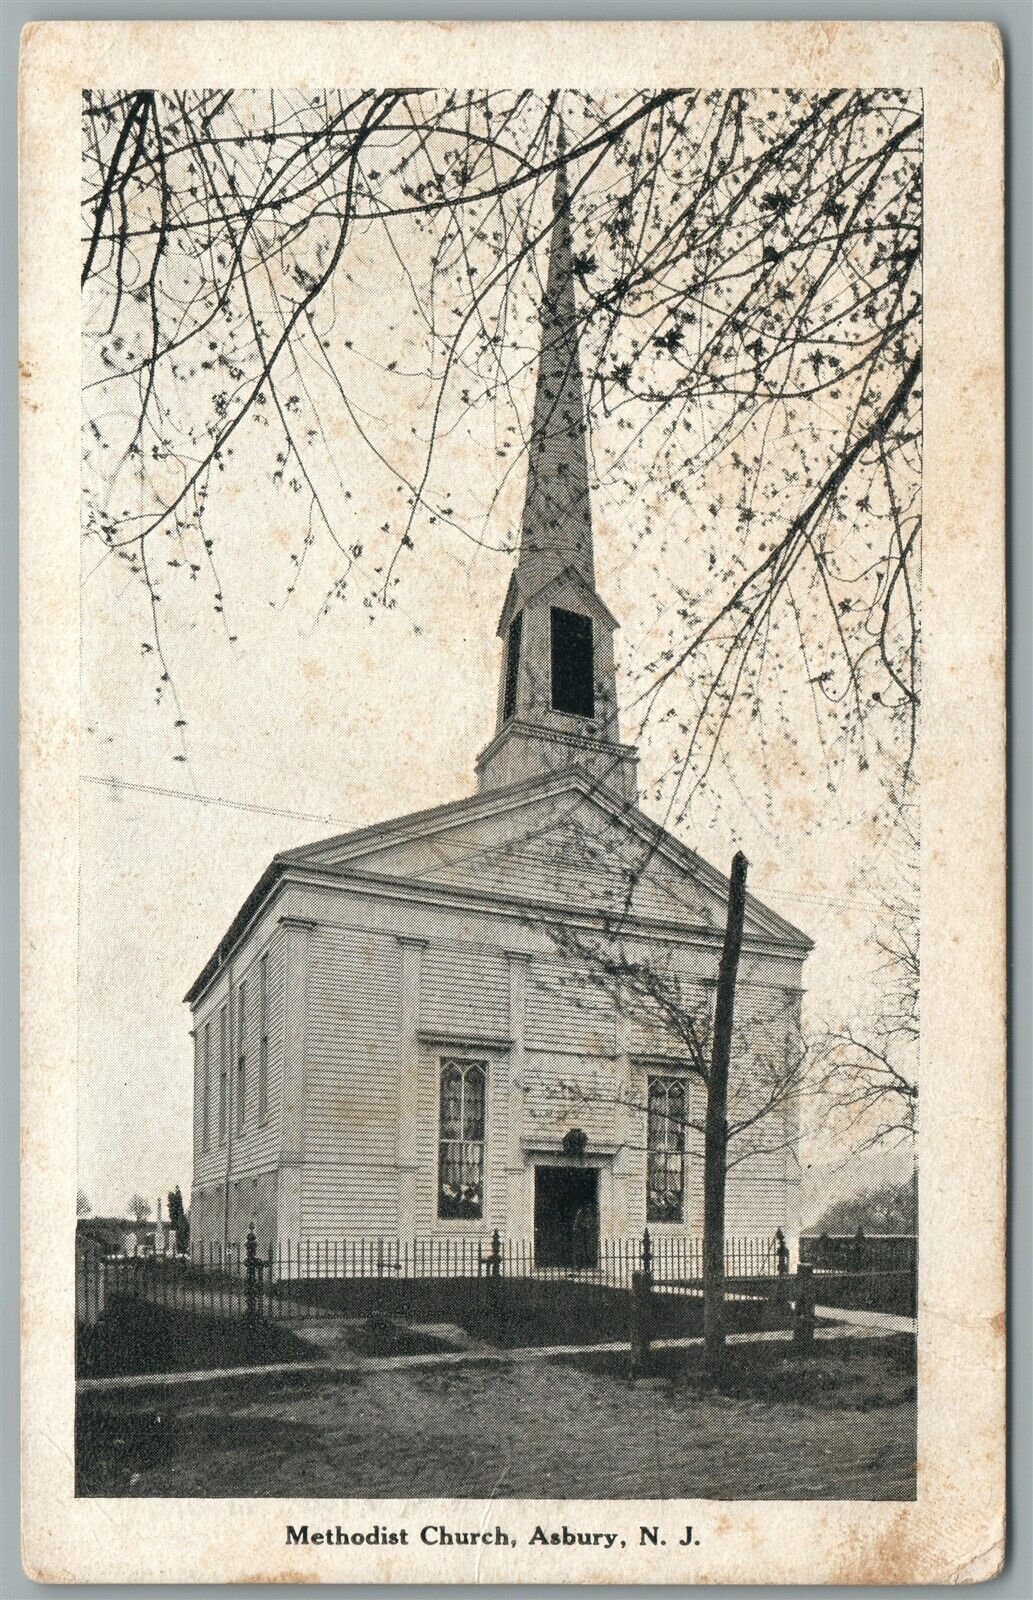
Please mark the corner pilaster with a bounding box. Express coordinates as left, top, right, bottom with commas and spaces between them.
612, 992, 634, 1236
277, 915, 314, 1243
396, 937, 426, 1240
507, 953, 531, 1236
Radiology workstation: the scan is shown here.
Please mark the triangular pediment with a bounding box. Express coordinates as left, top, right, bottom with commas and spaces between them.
497, 565, 619, 637
280, 771, 811, 951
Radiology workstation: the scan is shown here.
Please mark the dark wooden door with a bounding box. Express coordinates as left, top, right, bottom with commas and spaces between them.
534, 1166, 599, 1268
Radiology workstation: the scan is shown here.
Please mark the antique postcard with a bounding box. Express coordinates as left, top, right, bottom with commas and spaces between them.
20, 18, 1005, 1586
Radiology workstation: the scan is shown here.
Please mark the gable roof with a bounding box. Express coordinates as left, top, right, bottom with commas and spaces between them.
186, 767, 811, 1005
496, 563, 620, 637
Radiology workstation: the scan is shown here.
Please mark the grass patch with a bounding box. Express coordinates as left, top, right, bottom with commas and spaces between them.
348, 1316, 461, 1358
289, 1277, 790, 1349
77, 1296, 317, 1378
569, 1333, 916, 1411
76, 1337, 916, 1501
75, 1398, 324, 1497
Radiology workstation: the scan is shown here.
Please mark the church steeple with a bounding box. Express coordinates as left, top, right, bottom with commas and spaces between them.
476, 131, 639, 805
515, 127, 595, 594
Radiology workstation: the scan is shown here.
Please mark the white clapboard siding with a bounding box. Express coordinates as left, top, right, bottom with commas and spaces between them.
737, 951, 804, 989
192, 1027, 205, 1178
415, 841, 711, 926
227, 929, 285, 1176
303, 926, 402, 1171
526, 956, 616, 1054
722, 985, 796, 1238
336, 794, 722, 930
625, 976, 715, 1059
623, 1145, 787, 1237
522, 1051, 620, 1146
301, 1161, 400, 1238
413, 1045, 440, 1230
192, 1002, 215, 1185
419, 942, 510, 1037
191, 986, 231, 1187
623, 982, 796, 1238
726, 1134, 792, 1235
191, 932, 287, 1187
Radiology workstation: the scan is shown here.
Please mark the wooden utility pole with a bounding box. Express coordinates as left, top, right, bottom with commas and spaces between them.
703, 850, 749, 1366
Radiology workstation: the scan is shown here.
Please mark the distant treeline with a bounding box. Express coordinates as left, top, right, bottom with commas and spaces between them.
809, 1175, 917, 1237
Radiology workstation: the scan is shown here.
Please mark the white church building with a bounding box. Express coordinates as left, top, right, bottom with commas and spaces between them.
186, 157, 812, 1265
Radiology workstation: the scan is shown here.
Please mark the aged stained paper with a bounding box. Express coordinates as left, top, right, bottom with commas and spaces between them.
21, 19, 1005, 1586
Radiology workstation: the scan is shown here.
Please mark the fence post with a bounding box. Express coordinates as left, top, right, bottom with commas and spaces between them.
630, 1229, 654, 1376
486, 1228, 503, 1321
245, 1224, 258, 1323
770, 1226, 791, 1316
794, 1261, 815, 1350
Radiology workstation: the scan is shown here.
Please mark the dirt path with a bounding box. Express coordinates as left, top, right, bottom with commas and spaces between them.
78, 1342, 916, 1501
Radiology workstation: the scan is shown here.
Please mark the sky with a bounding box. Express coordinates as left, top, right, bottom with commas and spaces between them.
77, 94, 918, 1225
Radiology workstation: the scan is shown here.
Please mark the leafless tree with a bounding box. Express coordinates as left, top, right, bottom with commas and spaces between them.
534, 851, 808, 1359
812, 821, 918, 1155
539, 933, 807, 1176
81, 88, 921, 812
127, 1193, 152, 1223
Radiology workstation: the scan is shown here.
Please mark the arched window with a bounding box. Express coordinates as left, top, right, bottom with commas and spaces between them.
647, 1076, 687, 1223
438, 1059, 487, 1219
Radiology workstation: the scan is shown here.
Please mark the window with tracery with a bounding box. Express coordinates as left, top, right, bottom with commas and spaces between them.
438, 1058, 487, 1219
647, 1075, 686, 1223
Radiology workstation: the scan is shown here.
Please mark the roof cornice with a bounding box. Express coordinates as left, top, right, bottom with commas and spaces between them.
277, 860, 811, 959
474, 719, 639, 777
185, 767, 813, 1004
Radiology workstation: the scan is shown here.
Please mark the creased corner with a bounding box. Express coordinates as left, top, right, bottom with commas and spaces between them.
948, 1527, 1006, 1586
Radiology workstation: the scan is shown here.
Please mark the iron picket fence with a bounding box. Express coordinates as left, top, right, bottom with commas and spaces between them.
75, 1227, 791, 1328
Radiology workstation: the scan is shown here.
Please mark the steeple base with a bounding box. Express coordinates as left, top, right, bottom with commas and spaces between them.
476, 719, 639, 806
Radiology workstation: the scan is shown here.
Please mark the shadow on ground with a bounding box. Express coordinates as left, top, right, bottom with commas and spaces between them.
76, 1334, 916, 1501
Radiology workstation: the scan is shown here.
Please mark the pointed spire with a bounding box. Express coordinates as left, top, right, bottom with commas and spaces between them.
516, 125, 595, 592
475, 119, 639, 805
